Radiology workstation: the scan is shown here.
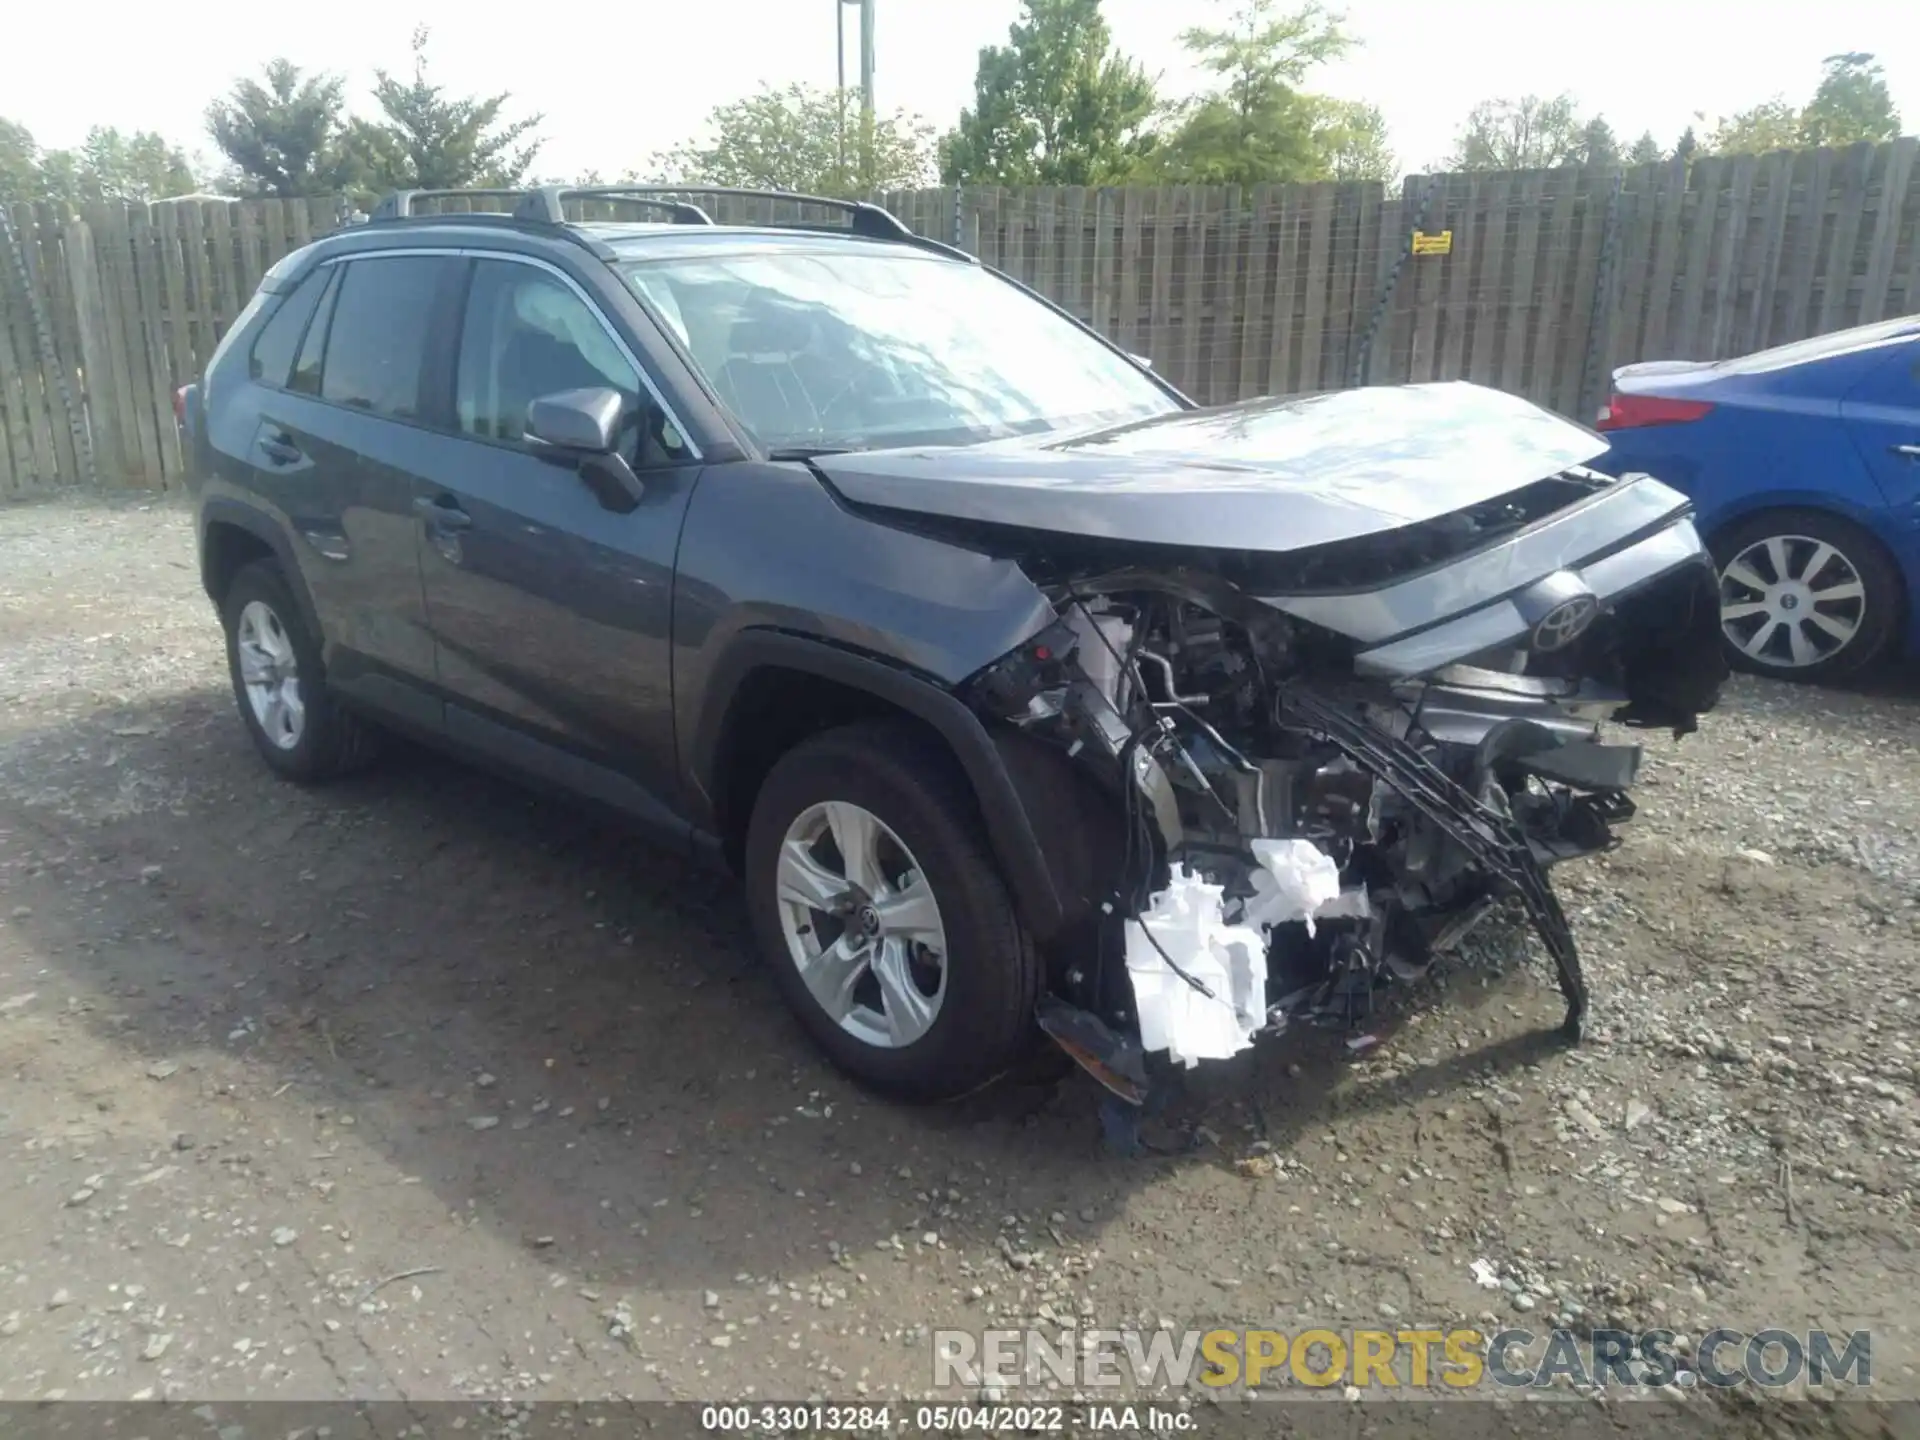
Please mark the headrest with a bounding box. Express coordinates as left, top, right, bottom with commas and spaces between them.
728, 304, 814, 359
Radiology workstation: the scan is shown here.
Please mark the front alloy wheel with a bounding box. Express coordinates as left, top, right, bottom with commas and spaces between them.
775, 801, 948, 1050
744, 720, 1043, 1101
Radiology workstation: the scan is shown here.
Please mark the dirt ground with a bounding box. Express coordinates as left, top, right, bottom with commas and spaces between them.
1, 495, 1917, 1416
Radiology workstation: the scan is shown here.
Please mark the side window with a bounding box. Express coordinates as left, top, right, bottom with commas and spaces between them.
247, 267, 328, 388
455, 260, 642, 446
289, 267, 341, 397
319, 256, 453, 420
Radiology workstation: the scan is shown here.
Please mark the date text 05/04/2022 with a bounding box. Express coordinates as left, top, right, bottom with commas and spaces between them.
700, 1403, 1196, 1432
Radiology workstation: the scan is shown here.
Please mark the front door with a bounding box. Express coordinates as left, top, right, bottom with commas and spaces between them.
415, 255, 703, 828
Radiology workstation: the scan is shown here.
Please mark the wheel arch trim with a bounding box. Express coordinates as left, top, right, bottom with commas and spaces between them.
692, 629, 1068, 941
198, 499, 325, 649
1698, 489, 1893, 542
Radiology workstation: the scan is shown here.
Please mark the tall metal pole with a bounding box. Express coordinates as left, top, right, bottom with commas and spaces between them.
858, 0, 875, 120
858, 0, 875, 190
836, 0, 847, 182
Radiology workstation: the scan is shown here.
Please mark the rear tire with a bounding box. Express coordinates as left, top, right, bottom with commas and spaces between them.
744, 720, 1042, 1102
221, 560, 381, 781
1709, 509, 1902, 682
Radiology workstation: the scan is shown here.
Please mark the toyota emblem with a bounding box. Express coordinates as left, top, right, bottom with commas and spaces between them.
1531, 595, 1599, 652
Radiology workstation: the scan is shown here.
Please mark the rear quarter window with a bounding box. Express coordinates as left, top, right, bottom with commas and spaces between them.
290, 268, 341, 396
247, 268, 329, 388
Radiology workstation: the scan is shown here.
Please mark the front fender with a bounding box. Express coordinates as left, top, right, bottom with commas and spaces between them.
689, 629, 1068, 941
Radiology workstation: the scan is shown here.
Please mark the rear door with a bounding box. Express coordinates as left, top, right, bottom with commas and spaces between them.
1841, 339, 1920, 514
413, 254, 704, 830
246, 252, 464, 725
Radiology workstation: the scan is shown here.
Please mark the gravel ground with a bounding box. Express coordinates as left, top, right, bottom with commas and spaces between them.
1, 495, 1916, 1420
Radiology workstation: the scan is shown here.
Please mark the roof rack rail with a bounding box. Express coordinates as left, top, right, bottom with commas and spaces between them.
359, 190, 620, 260
361, 183, 973, 263
580, 185, 918, 243
516, 187, 715, 225
368, 188, 530, 221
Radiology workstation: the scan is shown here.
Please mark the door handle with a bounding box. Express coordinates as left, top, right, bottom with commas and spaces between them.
1894, 444, 1920, 459
257, 433, 303, 466
414, 495, 472, 531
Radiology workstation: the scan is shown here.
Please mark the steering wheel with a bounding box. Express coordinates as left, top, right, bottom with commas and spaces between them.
808, 367, 887, 435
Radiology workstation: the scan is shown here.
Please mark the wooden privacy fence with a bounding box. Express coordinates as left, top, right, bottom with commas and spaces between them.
963, 141, 1920, 418
0, 196, 347, 499
3, 139, 1919, 498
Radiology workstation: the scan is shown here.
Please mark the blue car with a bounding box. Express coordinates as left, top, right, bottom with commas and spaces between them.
1595, 315, 1920, 681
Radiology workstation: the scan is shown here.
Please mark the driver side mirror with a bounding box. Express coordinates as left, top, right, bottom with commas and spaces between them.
525, 387, 646, 513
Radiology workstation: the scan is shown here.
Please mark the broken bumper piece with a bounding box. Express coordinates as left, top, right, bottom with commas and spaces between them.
1278, 685, 1590, 1042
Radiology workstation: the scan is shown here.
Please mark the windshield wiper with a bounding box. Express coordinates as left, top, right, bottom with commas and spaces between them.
768, 445, 857, 462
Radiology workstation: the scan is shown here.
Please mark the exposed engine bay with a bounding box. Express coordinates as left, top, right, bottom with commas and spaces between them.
953, 473, 1727, 1105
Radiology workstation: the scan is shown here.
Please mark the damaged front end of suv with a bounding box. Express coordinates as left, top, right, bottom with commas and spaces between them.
818, 382, 1726, 1102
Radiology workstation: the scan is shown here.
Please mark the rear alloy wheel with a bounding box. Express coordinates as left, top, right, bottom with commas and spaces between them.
236, 599, 305, 752
1710, 510, 1901, 682
221, 560, 382, 780
744, 720, 1042, 1101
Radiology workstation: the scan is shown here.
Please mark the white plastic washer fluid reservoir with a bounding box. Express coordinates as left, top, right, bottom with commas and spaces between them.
1064, 603, 1133, 707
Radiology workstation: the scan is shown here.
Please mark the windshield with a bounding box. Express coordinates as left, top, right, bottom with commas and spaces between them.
618, 248, 1177, 453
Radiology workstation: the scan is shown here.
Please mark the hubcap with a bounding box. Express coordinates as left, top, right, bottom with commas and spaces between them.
236, 600, 305, 750
1719, 534, 1866, 669
774, 801, 948, 1050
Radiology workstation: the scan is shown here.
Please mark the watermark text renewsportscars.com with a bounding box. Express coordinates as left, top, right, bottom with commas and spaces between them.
932, 1326, 1872, 1392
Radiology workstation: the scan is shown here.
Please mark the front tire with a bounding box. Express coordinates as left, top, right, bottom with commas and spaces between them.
1709, 509, 1902, 682
221, 560, 381, 781
744, 720, 1042, 1102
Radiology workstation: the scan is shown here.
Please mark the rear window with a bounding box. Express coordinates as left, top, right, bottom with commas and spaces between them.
317, 256, 457, 420
1715, 317, 1920, 375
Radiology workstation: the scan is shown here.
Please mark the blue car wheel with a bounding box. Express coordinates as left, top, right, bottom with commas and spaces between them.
1708, 509, 1903, 682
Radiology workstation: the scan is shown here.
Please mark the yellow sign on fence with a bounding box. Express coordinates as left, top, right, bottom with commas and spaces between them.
1412, 229, 1453, 256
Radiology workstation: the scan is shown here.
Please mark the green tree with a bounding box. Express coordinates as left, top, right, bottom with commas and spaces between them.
1305, 97, 1394, 181
940, 0, 1157, 185
362, 27, 543, 190
206, 59, 349, 197
2, 118, 198, 203
1627, 131, 1663, 165
1580, 115, 1620, 168
654, 84, 935, 196
1152, 0, 1358, 185
1799, 52, 1901, 146
66, 127, 197, 201
1705, 98, 1800, 155
1447, 93, 1586, 169
1672, 125, 1698, 163
325, 117, 411, 200
1, 119, 44, 197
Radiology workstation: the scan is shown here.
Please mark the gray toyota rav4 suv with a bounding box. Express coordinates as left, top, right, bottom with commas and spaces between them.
184, 185, 1725, 1104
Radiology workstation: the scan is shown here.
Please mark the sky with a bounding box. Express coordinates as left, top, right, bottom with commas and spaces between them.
8, 0, 1918, 181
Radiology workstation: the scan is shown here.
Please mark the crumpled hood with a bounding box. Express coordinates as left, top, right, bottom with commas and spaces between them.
815, 381, 1610, 553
